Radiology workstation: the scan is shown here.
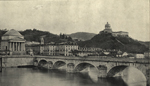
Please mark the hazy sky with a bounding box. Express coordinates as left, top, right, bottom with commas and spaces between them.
0, 0, 149, 41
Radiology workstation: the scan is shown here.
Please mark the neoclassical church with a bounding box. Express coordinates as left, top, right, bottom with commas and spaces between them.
0, 29, 26, 55
100, 22, 128, 37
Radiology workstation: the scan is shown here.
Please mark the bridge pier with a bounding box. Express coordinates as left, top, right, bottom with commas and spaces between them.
47, 62, 53, 69
97, 66, 107, 78
33, 61, 38, 67
67, 63, 75, 73
98, 69, 107, 78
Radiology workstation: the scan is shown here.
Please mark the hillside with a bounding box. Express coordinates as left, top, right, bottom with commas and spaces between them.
20, 29, 58, 43
0, 30, 7, 40
0, 29, 73, 43
78, 33, 149, 53
139, 41, 150, 48
69, 32, 96, 41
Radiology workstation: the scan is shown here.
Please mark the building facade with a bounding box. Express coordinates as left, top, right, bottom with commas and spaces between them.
0, 29, 26, 55
43, 44, 57, 55
112, 31, 128, 37
43, 44, 78, 56
144, 51, 150, 58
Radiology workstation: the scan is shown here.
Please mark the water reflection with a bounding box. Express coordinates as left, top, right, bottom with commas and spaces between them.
0, 68, 147, 86
88, 68, 147, 86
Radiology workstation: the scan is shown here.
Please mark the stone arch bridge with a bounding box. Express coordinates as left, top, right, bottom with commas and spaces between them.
34, 56, 150, 83
0, 55, 149, 84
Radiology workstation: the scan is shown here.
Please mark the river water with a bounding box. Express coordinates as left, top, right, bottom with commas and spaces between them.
0, 68, 147, 86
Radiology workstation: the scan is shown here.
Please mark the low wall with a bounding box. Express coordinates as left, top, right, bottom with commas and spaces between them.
2, 57, 34, 67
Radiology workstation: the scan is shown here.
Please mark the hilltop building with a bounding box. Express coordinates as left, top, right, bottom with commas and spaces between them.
112, 31, 128, 37
100, 22, 128, 37
0, 29, 26, 55
102, 22, 112, 33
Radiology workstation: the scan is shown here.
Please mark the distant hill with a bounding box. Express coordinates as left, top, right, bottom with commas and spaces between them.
69, 32, 96, 41
78, 33, 149, 53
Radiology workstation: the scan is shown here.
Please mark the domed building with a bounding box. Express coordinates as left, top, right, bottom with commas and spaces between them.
99, 22, 128, 37
102, 22, 112, 33
0, 29, 26, 55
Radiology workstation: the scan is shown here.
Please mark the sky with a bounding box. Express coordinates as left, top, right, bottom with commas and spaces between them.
0, 0, 149, 41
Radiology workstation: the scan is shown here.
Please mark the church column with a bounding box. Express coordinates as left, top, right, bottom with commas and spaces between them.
18, 42, 19, 51
12, 42, 14, 51
18, 42, 20, 51
15, 42, 17, 51
20, 42, 22, 51
14, 42, 15, 51
19, 42, 21, 51
16, 42, 18, 51
9, 42, 11, 51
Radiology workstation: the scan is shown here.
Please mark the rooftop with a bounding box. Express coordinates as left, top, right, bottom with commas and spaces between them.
3, 29, 23, 37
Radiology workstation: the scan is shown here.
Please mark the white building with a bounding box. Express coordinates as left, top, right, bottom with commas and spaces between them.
122, 52, 128, 57
112, 31, 128, 37
135, 54, 144, 58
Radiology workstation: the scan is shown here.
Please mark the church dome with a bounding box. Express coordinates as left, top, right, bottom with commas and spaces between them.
3, 29, 23, 37
105, 22, 111, 27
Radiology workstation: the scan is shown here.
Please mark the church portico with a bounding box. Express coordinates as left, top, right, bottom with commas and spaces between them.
9, 42, 24, 51
0, 29, 26, 55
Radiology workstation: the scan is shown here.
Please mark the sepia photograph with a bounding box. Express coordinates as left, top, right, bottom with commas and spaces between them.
0, 0, 149, 86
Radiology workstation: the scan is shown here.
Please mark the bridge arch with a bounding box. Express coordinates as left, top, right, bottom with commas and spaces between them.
38, 60, 47, 67
107, 65, 128, 77
107, 65, 146, 83
53, 61, 66, 69
74, 62, 98, 72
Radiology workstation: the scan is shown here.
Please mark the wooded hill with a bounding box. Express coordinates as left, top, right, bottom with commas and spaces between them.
78, 32, 149, 53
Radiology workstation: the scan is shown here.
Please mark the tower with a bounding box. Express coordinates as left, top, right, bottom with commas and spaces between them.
40, 37, 44, 44
40, 36, 44, 54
